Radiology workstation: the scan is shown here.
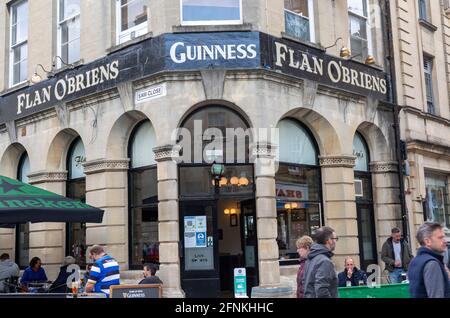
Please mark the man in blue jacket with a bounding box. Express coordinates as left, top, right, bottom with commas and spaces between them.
408, 222, 450, 298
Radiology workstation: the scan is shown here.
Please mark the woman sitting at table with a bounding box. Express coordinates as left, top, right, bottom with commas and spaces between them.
20, 257, 48, 290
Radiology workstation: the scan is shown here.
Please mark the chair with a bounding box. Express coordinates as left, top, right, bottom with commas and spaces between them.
3, 276, 20, 293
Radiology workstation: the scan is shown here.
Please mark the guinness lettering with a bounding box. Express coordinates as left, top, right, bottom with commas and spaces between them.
170, 42, 258, 64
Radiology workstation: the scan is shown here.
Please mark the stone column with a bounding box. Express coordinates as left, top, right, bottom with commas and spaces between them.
319, 156, 359, 272
370, 161, 403, 261
27, 171, 68, 280
153, 145, 184, 298
83, 159, 129, 269
251, 143, 293, 298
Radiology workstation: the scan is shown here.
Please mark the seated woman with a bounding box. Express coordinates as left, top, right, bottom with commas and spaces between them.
20, 257, 48, 290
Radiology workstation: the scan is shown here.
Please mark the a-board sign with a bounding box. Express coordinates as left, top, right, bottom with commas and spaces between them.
109, 284, 162, 298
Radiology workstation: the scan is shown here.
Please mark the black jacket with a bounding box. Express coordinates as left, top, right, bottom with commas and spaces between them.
49, 265, 71, 293
338, 267, 367, 287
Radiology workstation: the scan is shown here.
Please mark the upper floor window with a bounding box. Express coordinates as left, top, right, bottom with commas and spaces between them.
284, 0, 315, 43
348, 0, 372, 61
181, 0, 242, 26
116, 0, 148, 44
58, 0, 80, 66
424, 56, 435, 115
10, 0, 28, 87
418, 0, 429, 21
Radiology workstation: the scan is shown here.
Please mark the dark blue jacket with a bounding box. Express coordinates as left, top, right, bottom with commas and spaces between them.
338, 267, 367, 287
408, 247, 450, 298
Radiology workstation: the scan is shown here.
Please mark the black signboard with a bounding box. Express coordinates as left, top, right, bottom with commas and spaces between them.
261, 33, 389, 101
0, 31, 389, 126
109, 284, 162, 298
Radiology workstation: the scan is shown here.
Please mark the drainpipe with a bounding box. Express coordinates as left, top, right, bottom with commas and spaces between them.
382, 0, 410, 244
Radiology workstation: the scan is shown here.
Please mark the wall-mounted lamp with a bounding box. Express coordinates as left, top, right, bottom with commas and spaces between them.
30, 56, 78, 84
284, 202, 299, 210
324, 37, 351, 59
224, 207, 239, 215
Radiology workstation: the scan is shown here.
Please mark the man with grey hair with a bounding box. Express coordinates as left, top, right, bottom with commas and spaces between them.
408, 222, 450, 298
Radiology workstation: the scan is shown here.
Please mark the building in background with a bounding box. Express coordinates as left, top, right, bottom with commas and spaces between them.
0, 0, 403, 297
389, 0, 450, 249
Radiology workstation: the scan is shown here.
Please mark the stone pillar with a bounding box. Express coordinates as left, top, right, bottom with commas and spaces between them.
319, 156, 359, 272
370, 161, 403, 260
251, 143, 294, 298
153, 145, 184, 298
0, 229, 15, 260
27, 171, 67, 280
83, 159, 129, 269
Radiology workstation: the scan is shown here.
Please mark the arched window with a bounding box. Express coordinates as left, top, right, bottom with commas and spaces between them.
353, 131, 370, 172
16, 152, 30, 268
277, 119, 318, 165
275, 119, 322, 265
353, 131, 377, 271
129, 121, 159, 268
66, 137, 86, 266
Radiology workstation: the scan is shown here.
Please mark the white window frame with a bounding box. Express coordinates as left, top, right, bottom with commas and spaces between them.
180, 0, 243, 26
284, 0, 315, 43
9, 0, 28, 88
116, 0, 148, 45
57, 0, 81, 68
348, 0, 373, 58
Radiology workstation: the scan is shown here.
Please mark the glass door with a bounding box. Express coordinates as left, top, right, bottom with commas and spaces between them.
240, 200, 258, 295
356, 203, 377, 271
180, 200, 220, 298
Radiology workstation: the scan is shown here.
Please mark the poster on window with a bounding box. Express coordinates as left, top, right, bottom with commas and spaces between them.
184, 216, 197, 248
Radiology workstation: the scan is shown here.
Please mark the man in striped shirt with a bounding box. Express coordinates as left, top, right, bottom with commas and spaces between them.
85, 245, 120, 296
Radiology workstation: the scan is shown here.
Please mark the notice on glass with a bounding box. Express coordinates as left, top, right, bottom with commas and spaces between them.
184, 216, 196, 248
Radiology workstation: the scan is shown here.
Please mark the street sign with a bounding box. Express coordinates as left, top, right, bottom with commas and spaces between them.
234, 268, 248, 298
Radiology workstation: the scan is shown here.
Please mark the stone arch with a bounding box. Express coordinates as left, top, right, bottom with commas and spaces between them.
0, 143, 29, 178
354, 122, 391, 163
176, 100, 254, 131
275, 108, 342, 156
105, 110, 152, 159
46, 128, 84, 171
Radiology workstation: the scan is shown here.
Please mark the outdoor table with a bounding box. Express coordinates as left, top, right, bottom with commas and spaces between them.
338, 283, 410, 298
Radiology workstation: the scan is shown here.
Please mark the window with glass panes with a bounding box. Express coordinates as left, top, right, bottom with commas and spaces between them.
424, 57, 435, 114
128, 121, 159, 268
116, 0, 148, 44
181, 0, 242, 25
16, 152, 30, 268
418, 0, 428, 21
425, 173, 450, 227
348, 0, 371, 60
58, 0, 80, 66
10, 0, 28, 86
284, 0, 314, 42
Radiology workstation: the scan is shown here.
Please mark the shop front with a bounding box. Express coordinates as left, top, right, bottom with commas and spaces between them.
0, 29, 400, 297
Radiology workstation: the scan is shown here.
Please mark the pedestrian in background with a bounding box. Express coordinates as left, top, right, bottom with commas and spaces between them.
303, 226, 339, 298
408, 222, 450, 298
296, 235, 313, 298
381, 227, 413, 283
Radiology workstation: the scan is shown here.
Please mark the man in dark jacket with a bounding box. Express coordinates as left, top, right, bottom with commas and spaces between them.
408, 222, 450, 298
302, 226, 339, 298
139, 263, 163, 285
381, 227, 414, 283
49, 256, 76, 293
338, 257, 367, 287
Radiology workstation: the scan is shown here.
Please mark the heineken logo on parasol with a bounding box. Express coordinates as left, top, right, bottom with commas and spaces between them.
0, 198, 91, 209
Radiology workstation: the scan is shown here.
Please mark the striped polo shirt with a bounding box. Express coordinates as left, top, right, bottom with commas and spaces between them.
88, 254, 120, 296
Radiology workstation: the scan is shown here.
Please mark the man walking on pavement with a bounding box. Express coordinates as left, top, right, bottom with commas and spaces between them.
408, 222, 450, 298
381, 227, 413, 283
302, 226, 339, 298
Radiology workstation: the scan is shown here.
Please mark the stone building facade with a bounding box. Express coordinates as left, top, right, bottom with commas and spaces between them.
389, 0, 450, 249
0, 0, 403, 297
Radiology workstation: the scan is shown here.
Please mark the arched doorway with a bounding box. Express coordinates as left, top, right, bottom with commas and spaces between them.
66, 137, 87, 266
127, 120, 159, 269
15, 152, 30, 268
275, 119, 323, 265
353, 132, 377, 271
177, 105, 256, 298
